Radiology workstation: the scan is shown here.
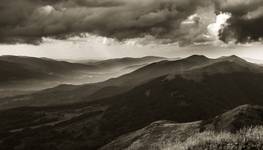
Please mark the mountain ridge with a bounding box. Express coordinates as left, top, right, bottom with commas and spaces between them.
1, 55, 262, 110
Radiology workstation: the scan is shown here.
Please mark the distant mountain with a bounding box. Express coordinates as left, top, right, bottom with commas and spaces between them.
105, 55, 211, 87
101, 105, 263, 150
0, 55, 99, 90
86, 56, 167, 71
67, 56, 169, 82
1, 55, 263, 110
0, 55, 96, 74
0, 55, 166, 91
86, 56, 169, 83
0, 55, 210, 109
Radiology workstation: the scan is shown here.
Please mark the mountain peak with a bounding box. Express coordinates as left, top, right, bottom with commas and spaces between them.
141, 56, 166, 59
186, 55, 209, 60
179, 55, 210, 64
229, 55, 239, 58
219, 55, 247, 63
228, 55, 244, 60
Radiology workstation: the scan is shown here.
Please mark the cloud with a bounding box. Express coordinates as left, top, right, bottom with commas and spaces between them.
1, 0, 262, 45
181, 14, 200, 25
0, 0, 214, 44
207, 13, 231, 40
215, 0, 263, 43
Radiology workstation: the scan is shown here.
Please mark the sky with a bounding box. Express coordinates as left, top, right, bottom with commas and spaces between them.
0, 0, 263, 59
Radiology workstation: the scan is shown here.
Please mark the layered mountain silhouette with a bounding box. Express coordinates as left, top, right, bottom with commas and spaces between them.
0, 55, 96, 81
1, 55, 263, 110
0, 55, 165, 97
83, 56, 167, 71
0, 55, 98, 91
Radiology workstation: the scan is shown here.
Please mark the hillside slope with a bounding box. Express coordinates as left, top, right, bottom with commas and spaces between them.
100, 66, 263, 136
1, 104, 262, 150
101, 105, 263, 150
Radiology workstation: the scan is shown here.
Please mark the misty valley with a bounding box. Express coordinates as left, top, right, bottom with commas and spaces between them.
0, 55, 166, 98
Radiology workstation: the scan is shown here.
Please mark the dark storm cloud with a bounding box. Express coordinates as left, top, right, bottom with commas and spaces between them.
215, 0, 263, 43
70, 0, 124, 7
0, 0, 213, 44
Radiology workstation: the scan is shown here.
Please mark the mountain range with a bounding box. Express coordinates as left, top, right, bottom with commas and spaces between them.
1, 55, 263, 149
1, 55, 263, 110
0, 55, 165, 97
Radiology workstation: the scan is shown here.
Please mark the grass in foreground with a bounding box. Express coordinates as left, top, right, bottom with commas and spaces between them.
162, 126, 263, 150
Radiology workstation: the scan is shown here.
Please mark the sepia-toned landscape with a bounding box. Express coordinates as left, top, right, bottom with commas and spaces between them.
1, 0, 263, 150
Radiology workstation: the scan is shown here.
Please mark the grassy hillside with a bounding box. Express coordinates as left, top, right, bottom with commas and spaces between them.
101, 105, 263, 150
163, 126, 263, 150
106, 126, 263, 150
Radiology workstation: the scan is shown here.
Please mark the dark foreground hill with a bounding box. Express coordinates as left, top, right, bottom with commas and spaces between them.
1, 104, 263, 150
101, 105, 263, 150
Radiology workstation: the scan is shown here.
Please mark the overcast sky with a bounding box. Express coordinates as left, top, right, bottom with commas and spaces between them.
0, 0, 262, 59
